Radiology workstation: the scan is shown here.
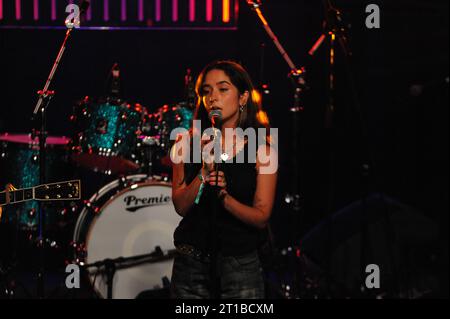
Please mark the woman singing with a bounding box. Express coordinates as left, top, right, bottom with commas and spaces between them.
170, 60, 278, 299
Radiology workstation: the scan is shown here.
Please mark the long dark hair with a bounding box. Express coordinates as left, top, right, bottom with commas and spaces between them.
193, 60, 269, 133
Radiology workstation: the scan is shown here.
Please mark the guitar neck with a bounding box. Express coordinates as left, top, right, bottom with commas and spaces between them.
0, 180, 80, 206
0, 187, 34, 206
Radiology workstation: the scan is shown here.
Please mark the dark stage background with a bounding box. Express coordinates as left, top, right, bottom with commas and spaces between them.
0, 0, 448, 298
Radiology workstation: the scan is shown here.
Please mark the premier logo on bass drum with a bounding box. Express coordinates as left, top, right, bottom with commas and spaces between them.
123, 194, 171, 212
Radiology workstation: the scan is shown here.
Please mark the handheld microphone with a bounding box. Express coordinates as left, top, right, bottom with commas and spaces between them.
207, 110, 223, 189
208, 110, 222, 128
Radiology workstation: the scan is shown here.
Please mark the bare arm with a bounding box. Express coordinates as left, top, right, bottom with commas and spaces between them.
172, 160, 209, 217
171, 133, 212, 217
220, 145, 278, 229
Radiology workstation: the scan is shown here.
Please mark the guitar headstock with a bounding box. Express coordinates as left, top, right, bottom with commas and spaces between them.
35, 180, 81, 201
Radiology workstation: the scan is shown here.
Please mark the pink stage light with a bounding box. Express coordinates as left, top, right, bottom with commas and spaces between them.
0, 0, 3, 20
33, 0, 39, 21
15, 0, 21, 21
172, 0, 178, 22
206, 0, 213, 22
138, 0, 144, 21
155, 0, 161, 22
189, 0, 195, 22
104, 0, 109, 21
121, 0, 127, 21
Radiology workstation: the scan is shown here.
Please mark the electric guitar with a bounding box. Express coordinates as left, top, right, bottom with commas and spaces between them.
0, 180, 81, 207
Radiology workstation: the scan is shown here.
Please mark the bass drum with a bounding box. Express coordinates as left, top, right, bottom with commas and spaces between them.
73, 175, 181, 299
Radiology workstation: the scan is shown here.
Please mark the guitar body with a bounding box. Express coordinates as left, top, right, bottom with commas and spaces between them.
0, 180, 81, 269
0, 133, 74, 228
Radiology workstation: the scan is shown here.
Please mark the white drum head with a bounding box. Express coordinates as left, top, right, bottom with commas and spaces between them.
79, 180, 181, 299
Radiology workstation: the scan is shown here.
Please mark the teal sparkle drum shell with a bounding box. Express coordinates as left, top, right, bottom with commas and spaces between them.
151, 104, 194, 154
0, 133, 73, 229
70, 97, 146, 175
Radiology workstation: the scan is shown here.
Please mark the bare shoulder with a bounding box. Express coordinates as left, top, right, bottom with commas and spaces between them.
256, 144, 278, 175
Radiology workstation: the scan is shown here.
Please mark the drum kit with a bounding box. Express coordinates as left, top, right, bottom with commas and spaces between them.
0, 92, 194, 299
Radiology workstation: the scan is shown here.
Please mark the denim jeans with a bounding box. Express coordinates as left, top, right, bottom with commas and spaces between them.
170, 249, 265, 299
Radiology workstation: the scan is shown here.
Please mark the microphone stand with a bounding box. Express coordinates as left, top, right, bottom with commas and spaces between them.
209, 119, 222, 299
246, 0, 307, 242
31, 1, 89, 299
82, 247, 176, 299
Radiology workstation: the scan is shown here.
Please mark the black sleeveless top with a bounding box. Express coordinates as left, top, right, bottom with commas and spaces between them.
174, 142, 262, 256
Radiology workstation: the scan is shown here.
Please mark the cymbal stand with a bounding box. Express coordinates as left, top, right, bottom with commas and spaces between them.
30, 2, 90, 298
246, 0, 308, 242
